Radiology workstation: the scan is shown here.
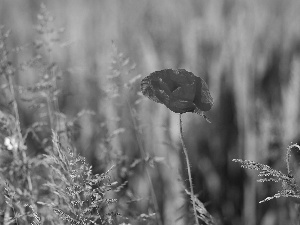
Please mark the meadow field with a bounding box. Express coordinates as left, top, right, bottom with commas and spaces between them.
1, 0, 300, 224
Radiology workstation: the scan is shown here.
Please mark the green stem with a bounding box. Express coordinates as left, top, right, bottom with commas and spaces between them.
7, 73, 22, 140
179, 113, 199, 225
127, 101, 163, 225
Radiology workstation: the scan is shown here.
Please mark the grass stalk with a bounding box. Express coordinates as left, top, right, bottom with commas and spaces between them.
127, 101, 163, 225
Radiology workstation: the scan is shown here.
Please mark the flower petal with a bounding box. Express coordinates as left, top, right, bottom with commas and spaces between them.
193, 76, 213, 112
141, 69, 213, 114
169, 98, 196, 113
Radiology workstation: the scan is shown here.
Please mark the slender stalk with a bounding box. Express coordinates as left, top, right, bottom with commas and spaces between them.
7, 70, 31, 225
45, 92, 54, 131
179, 113, 199, 225
7, 73, 22, 140
127, 101, 163, 225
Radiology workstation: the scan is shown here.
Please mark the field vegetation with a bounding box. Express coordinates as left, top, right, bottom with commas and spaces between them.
1, 1, 300, 224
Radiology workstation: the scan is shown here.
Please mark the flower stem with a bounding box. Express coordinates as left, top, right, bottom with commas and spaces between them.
179, 113, 199, 225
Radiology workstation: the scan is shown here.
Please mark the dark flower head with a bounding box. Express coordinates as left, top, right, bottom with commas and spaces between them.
141, 69, 213, 114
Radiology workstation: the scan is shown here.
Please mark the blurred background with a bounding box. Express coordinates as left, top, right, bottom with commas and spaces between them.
1, 0, 300, 224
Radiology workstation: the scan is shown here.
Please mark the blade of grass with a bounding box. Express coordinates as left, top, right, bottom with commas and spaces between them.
127, 100, 163, 225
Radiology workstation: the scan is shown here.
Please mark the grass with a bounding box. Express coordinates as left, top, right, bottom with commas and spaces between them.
1, 5, 212, 224
1, 1, 300, 224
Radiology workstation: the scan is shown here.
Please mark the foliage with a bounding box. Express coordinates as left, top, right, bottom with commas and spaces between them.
2, 0, 300, 224
1, 4, 207, 225
0, 6, 121, 224
233, 144, 300, 203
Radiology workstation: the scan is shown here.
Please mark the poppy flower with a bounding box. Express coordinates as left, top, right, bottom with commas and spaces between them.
141, 69, 213, 116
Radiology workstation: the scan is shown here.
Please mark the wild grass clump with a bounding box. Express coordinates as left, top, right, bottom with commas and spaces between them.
39, 132, 119, 225
0, 5, 121, 224
233, 144, 300, 203
0, 4, 168, 225
0, 3, 217, 225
